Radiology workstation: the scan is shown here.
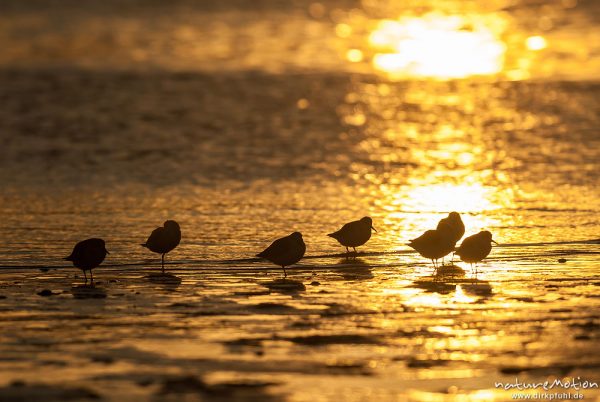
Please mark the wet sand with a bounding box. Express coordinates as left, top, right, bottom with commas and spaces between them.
0, 65, 598, 402
0, 66, 599, 402
1, 241, 599, 401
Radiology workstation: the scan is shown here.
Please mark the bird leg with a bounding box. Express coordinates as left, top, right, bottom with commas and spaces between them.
161, 253, 165, 274
83, 270, 87, 283
90, 270, 94, 286
282, 266, 287, 278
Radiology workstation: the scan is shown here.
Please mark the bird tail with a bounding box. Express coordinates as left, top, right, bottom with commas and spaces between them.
64, 256, 72, 261
256, 252, 265, 258
141, 243, 148, 248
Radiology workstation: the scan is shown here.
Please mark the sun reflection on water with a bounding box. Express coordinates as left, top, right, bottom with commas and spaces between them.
380, 180, 511, 243
451, 285, 477, 304
369, 13, 507, 79
402, 183, 501, 214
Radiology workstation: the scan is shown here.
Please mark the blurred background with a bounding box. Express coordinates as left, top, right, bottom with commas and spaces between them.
0, 0, 598, 260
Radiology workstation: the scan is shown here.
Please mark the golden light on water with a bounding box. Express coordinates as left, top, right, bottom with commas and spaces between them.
411, 183, 503, 233
335, 23, 353, 38
451, 285, 477, 304
402, 183, 500, 214
380, 180, 509, 243
526, 35, 547, 51
346, 48, 364, 63
369, 14, 507, 79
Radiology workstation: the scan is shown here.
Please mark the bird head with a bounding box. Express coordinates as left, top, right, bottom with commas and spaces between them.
164, 220, 180, 231
100, 239, 110, 254
92, 238, 110, 254
481, 230, 498, 244
290, 231, 303, 239
448, 212, 461, 221
361, 216, 377, 232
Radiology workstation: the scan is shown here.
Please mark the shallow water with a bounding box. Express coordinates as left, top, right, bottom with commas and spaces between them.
0, 0, 599, 401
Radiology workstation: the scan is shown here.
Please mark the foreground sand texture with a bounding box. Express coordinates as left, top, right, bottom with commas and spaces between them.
1, 242, 599, 401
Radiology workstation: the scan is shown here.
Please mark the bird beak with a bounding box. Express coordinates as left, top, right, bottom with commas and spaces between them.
371, 226, 377, 232
105, 249, 110, 254
491, 240, 498, 245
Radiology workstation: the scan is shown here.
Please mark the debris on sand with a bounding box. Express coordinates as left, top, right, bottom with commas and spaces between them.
36, 289, 55, 297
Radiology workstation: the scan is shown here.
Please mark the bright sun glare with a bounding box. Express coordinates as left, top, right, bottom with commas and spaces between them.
403, 183, 499, 213
369, 14, 506, 79
383, 181, 508, 240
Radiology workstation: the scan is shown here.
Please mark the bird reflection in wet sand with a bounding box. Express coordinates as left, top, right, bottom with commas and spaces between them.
455, 230, 498, 275
256, 232, 306, 277
408, 223, 456, 272
437, 212, 465, 263
336, 258, 374, 281
141, 220, 181, 274
65, 238, 109, 285
328, 217, 377, 255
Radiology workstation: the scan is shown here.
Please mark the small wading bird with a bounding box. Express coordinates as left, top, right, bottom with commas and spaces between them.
408, 223, 456, 271
436, 212, 465, 263
328, 216, 377, 254
65, 238, 109, 285
455, 230, 497, 274
141, 220, 181, 274
437, 212, 465, 244
256, 232, 306, 277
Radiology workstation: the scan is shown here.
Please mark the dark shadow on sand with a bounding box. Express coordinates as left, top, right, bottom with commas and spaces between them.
70, 285, 107, 299
260, 279, 306, 293
0, 381, 100, 401
145, 272, 182, 290
155, 373, 281, 401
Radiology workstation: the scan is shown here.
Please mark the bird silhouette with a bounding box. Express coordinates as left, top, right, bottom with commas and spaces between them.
65, 238, 109, 284
256, 232, 306, 277
408, 223, 456, 271
141, 220, 181, 274
328, 216, 377, 254
436, 212, 465, 263
455, 230, 497, 274
437, 212, 465, 244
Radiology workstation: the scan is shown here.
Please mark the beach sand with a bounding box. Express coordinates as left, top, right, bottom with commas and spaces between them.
0, 243, 599, 401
